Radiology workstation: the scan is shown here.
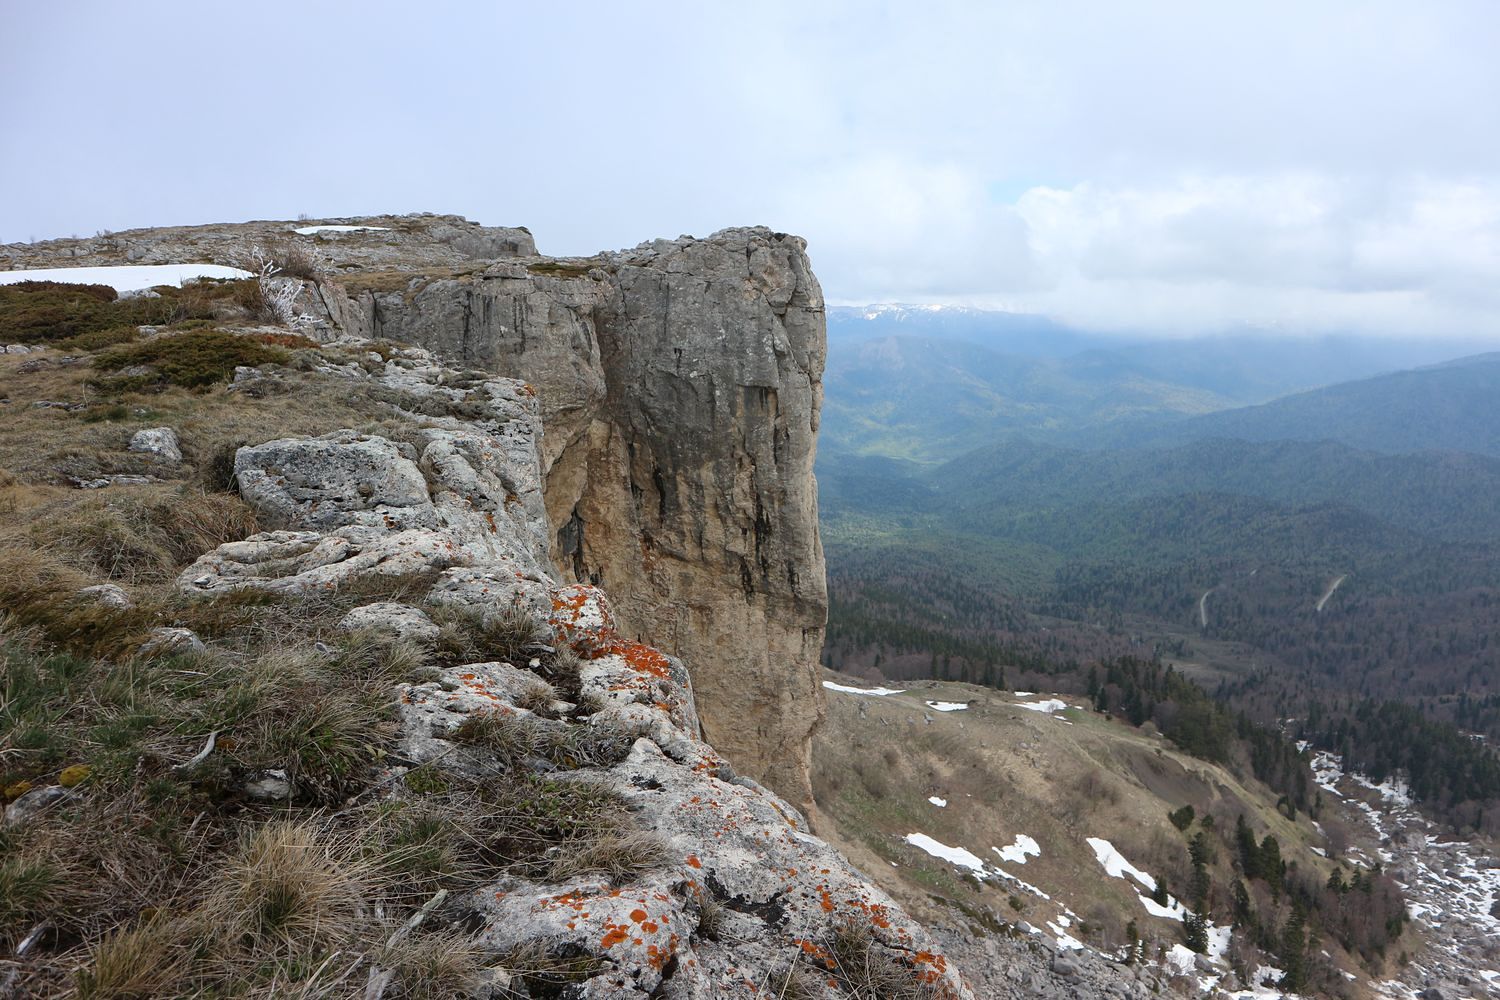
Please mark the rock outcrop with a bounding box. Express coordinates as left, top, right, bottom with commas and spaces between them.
173, 349, 968, 998
4, 215, 829, 811
330, 226, 829, 809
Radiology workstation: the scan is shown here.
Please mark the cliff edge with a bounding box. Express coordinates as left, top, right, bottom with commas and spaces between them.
3, 215, 828, 810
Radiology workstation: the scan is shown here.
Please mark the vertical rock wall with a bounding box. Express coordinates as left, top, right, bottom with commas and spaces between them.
336, 227, 828, 808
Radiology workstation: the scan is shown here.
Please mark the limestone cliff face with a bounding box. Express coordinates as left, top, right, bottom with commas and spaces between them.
331, 226, 829, 807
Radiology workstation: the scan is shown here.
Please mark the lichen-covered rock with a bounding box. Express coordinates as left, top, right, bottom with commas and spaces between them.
179, 358, 554, 600
128, 426, 182, 463
338, 602, 439, 644
233, 431, 431, 529
391, 585, 971, 999
140, 626, 206, 655
77, 583, 132, 609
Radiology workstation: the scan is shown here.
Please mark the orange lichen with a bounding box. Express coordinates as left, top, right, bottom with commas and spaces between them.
601, 927, 628, 948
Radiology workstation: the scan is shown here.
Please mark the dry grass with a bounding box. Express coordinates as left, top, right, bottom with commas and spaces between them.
823, 921, 945, 1000
546, 828, 667, 884
431, 603, 550, 667
73, 913, 197, 1000
211, 821, 371, 951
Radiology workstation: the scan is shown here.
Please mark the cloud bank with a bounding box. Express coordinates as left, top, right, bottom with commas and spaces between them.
2, 1, 1497, 337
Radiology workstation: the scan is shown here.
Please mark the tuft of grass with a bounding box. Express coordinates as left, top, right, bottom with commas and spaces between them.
695, 892, 726, 942
823, 920, 946, 1000
546, 828, 667, 884
498, 940, 609, 996
209, 821, 371, 953
451, 709, 541, 768
513, 676, 559, 716
73, 913, 196, 1000
430, 603, 548, 667
379, 929, 483, 999
91, 329, 290, 391
767, 959, 824, 1000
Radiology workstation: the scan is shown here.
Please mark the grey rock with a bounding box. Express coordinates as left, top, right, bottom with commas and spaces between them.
244, 769, 293, 801
77, 583, 133, 609
1051, 954, 1083, 980
338, 602, 439, 644
3, 784, 76, 828
141, 627, 206, 655
128, 426, 181, 462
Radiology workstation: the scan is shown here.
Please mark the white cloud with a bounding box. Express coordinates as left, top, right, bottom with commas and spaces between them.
3, 1, 1499, 339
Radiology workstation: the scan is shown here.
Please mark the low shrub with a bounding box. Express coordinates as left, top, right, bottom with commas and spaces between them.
91, 329, 290, 390
0, 278, 240, 345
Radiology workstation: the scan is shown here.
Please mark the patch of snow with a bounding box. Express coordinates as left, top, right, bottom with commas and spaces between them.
987, 858, 1052, 900
823, 681, 904, 696
904, 833, 985, 873
1086, 837, 1157, 890
0, 264, 252, 293
1139, 893, 1186, 921
1017, 698, 1068, 714
995, 834, 1041, 865
1166, 944, 1198, 976
1048, 921, 1085, 951
925, 700, 968, 712
292, 225, 390, 235
1014, 691, 1035, 697
1207, 924, 1232, 960
928, 796, 947, 808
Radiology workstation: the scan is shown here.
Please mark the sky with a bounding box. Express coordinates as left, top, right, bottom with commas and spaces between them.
3, 1, 1499, 338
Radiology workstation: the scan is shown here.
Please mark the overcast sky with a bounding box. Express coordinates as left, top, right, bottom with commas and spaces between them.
4, 1, 1498, 337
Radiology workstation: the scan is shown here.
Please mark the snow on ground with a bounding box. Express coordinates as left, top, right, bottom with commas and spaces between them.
292, 225, 390, 235
925, 700, 968, 712
1085, 837, 1157, 890
1314, 750, 1500, 1000
1016, 698, 1069, 714
995, 833, 1040, 865
1048, 920, 1085, 950
822, 681, 904, 696
928, 796, 947, 808
903, 833, 985, 873
1014, 691, 1035, 697
0, 264, 252, 293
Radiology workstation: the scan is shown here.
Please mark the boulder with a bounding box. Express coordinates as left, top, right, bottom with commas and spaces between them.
140, 627, 206, 655
338, 602, 439, 644
77, 583, 132, 609
128, 426, 181, 463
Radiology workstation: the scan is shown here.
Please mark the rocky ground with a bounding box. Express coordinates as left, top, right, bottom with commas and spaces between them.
1308, 753, 1500, 1000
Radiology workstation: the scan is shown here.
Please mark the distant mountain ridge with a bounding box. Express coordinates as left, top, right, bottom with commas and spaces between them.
1103, 351, 1500, 458
825, 304, 1496, 462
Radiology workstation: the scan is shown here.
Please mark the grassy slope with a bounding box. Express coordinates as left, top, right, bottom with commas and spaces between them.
812, 672, 1385, 990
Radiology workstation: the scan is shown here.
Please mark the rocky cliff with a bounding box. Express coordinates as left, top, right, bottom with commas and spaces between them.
330, 227, 829, 809
2, 215, 828, 810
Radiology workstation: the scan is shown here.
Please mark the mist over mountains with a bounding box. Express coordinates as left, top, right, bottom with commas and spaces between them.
825, 304, 1498, 461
